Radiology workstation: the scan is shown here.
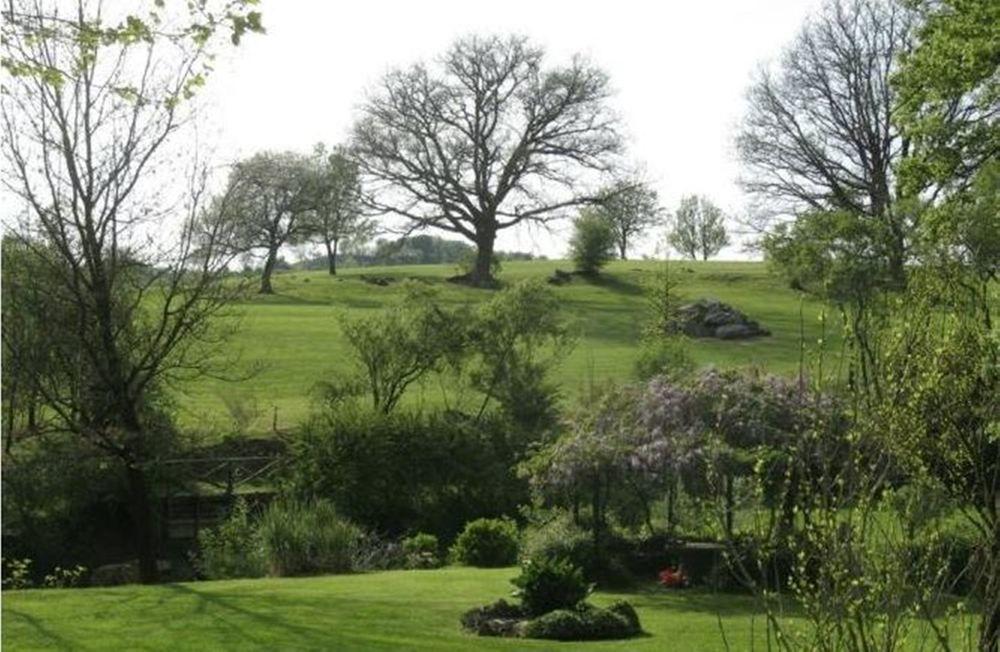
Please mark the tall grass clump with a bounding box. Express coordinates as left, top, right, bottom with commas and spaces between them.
257, 499, 362, 576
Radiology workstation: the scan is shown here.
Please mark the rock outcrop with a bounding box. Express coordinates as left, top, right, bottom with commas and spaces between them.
677, 298, 770, 340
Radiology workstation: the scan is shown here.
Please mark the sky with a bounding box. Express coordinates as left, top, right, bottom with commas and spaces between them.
202, 0, 825, 260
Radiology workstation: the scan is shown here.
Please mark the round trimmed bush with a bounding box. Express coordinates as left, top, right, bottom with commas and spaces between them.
401, 532, 440, 569
450, 518, 519, 567
521, 602, 640, 641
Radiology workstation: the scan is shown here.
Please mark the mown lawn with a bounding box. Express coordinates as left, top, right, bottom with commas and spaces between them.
178, 259, 841, 434
3, 567, 787, 651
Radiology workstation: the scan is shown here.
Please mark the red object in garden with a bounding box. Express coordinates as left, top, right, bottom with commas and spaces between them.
658, 566, 689, 588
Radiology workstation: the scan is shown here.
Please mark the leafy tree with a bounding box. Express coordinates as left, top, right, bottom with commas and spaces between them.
668, 194, 729, 260
339, 285, 466, 413
737, 0, 916, 286
306, 144, 373, 275
352, 34, 623, 287
0, 0, 260, 583
598, 179, 662, 259
466, 280, 572, 429
894, 0, 1000, 197
569, 209, 616, 275
222, 151, 316, 293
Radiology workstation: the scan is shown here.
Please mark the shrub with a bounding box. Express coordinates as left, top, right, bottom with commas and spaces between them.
42, 565, 88, 589
351, 531, 405, 572
257, 499, 362, 576
511, 556, 592, 616
569, 209, 615, 275
521, 515, 596, 577
521, 602, 640, 641
402, 532, 441, 569
288, 409, 531, 541
633, 337, 694, 381
451, 517, 520, 568
196, 499, 265, 580
1, 558, 34, 590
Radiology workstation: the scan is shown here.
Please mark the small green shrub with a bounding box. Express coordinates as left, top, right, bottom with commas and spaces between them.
511, 556, 592, 616
450, 517, 519, 568
569, 209, 616, 275
257, 499, 362, 576
521, 602, 640, 641
521, 515, 596, 577
607, 599, 642, 634
633, 337, 694, 381
196, 499, 265, 580
402, 532, 441, 569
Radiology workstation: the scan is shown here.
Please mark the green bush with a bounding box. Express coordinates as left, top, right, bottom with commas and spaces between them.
633, 337, 694, 381
401, 532, 441, 569
521, 602, 640, 641
450, 517, 520, 568
569, 209, 615, 275
196, 499, 265, 580
521, 515, 596, 577
511, 556, 591, 616
257, 499, 362, 576
288, 409, 531, 541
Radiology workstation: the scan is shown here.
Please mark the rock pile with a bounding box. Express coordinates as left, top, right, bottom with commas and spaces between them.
677, 298, 770, 340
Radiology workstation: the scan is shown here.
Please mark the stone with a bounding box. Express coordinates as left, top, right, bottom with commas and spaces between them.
676, 298, 770, 340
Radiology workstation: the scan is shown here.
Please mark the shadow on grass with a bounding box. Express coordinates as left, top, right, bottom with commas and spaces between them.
159, 582, 334, 649
4, 608, 78, 651
616, 585, 769, 618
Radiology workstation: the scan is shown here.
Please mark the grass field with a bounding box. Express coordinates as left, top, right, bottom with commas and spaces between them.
1, 567, 795, 651
179, 260, 842, 434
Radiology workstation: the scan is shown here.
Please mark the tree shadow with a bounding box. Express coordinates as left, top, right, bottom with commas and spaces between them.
4, 608, 78, 651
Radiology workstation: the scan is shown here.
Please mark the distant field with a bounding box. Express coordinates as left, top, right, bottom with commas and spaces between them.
177, 260, 843, 434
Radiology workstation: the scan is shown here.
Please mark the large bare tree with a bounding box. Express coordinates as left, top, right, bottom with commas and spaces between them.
1, 0, 261, 583
737, 0, 915, 285
352, 34, 623, 287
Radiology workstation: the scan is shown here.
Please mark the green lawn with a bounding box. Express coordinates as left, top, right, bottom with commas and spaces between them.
179, 260, 841, 434
2, 567, 790, 651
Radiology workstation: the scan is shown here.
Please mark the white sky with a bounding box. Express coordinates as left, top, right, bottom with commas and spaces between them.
202, 0, 824, 260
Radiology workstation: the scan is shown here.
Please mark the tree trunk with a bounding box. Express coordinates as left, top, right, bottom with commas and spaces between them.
325, 238, 338, 276
724, 474, 735, 539
259, 246, 278, 294
126, 463, 159, 584
619, 237, 627, 260
470, 229, 496, 287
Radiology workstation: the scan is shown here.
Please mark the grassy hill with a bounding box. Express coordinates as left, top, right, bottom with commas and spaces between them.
178, 260, 842, 435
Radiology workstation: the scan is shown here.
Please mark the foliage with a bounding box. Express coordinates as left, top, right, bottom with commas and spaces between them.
894, 0, 1000, 195
256, 499, 362, 577
195, 499, 265, 580
668, 195, 729, 261
287, 408, 532, 541
521, 602, 640, 641
401, 533, 441, 570
450, 518, 520, 568
459, 599, 526, 637
569, 209, 617, 275
511, 556, 592, 616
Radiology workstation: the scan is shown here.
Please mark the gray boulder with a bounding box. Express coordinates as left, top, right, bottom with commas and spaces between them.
678, 298, 770, 340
